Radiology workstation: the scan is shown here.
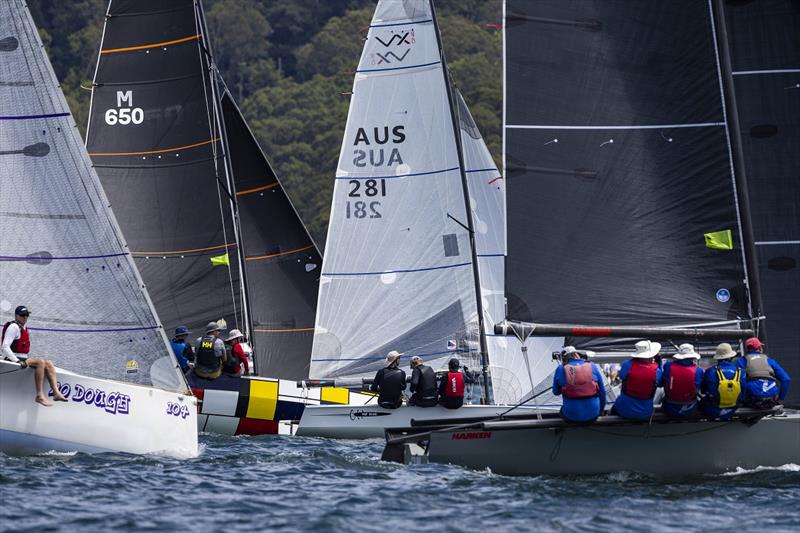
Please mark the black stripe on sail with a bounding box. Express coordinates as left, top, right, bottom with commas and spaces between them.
0, 143, 49, 157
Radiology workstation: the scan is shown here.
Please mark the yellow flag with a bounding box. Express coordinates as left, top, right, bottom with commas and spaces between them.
210, 252, 230, 266
704, 229, 733, 250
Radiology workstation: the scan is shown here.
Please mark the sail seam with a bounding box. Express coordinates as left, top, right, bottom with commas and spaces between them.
0, 112, 69, 121
245, 245, 315, 261
101, 34, 199, 54
29, 326, 159, 333
89, 138, 218, 157
236, 182, 278, 196
506, 123, 725, 130
356, 60, 440, 73
733, 68, 800, 76
131, 242, 235, 256
0, 252, 126, 260
370, 19, 433, 29
335, 166, 459, 180
313, 348, 469, 362
323, 261, 471, 276
255, 327, 315, 333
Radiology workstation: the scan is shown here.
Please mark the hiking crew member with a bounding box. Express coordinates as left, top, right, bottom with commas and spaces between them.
660, 343, 703, 418
611, 340, 663, 420
552, 346, 606, 423
739, 337, 791, 409
700, 343, 745, 420
222, 329, 250, 376
371, 351, 406, 409
2, 305, 67, 407
170, 325, 193, 373
408, 356, 437, 407
438, 358, 466, 409
193, 322, 227, 380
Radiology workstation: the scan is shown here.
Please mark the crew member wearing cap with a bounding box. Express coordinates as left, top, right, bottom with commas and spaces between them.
222, 329, 250, 376
552, 346, 606, 423
370, 351, 406, 409
660, 343, 703, 418
192, 321, 227, 380
170, 325, 194, 373
700, 343, 746, 420
2, 305, 67, 406
408, 356, 437, 407
610, 340, 663, 420
738, 337, 791, 409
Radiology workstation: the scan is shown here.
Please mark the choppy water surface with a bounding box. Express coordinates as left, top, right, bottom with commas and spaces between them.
2, 435, 798, 532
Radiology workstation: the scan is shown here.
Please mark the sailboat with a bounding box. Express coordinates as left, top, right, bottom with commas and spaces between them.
296, 0, 562, 439
84, 0, 371, 436
381, 0, 800, 475
0, 0, 197, 457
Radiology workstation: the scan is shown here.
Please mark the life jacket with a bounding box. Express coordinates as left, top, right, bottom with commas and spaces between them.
716, 367, 741, 409
744, 353, 776, 381
664, 363, 698, 404
561, 362, 599, 399
444, 372, 465, 398
413, 365, 438, 400
2, 321, 30, 354
622, 359, 658, 400
170, 340, 186, 360
195, 335, 220, 369
222, 344, 243, 374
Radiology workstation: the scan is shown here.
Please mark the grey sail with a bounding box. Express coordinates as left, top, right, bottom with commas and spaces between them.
0, 0, 185, 392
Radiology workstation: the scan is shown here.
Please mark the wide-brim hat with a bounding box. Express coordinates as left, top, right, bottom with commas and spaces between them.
226, 329, 244, 342
386, 350, 402, 365
205, 321, 223, 334
714, 342, 737, 359
174, 325, 191, 336
673, 343, 700, 360
632, 340, 661, 359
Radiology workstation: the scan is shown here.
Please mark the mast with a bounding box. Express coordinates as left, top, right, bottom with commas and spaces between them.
709, 0, 765, 337
430, 0, 492, 403
194, 0, 255, 348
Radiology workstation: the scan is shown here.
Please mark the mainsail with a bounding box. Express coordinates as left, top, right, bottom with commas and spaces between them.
721, 0, 800, 404
310, 0, 484, 382
0, 0, 185, 392
503, 1, 754, 350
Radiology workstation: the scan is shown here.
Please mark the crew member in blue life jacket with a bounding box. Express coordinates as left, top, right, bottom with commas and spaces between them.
193, 322, 227, 380
551, 346, 606, 423
371, 350, 406, 409
611, 340, 663, 420
408, 355, 438, 407
700, 342, 745, 420
660, 343, 703, 418
170, 325, 193, 373
739, 337, 791, 409
438, 358, 467, 409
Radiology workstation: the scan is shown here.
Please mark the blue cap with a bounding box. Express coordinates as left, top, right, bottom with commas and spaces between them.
174, 325, 191, 336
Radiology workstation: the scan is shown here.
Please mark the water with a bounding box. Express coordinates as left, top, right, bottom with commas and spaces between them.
2, 435, 799, 532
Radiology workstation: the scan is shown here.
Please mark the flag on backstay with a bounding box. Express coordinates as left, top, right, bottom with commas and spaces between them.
210, 252, 230, 266
704, 229, 733, 250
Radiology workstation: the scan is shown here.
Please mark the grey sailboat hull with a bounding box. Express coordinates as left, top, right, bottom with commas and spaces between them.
392, 410, 800, 476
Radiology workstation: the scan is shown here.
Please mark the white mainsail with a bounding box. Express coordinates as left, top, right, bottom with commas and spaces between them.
310, 0, 482, 380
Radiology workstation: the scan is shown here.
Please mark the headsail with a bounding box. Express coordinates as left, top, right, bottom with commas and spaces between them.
503, 1, 752, 350
0, 0, 185, 392
220, 92, 322, 380
310, 0, 482, 380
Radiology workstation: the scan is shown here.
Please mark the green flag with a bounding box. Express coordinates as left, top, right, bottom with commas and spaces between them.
704, 229, 733, 250
210, 252, 230, 266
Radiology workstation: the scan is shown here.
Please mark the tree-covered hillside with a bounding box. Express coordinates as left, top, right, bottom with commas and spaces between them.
29, 0, 502, 248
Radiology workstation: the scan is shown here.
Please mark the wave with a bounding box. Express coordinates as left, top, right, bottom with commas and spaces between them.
721, 463, 800, 476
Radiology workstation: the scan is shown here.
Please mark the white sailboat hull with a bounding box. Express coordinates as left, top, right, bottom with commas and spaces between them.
0, 361, 198, 457
410, 411, 800, 475
297, 404, 555, 439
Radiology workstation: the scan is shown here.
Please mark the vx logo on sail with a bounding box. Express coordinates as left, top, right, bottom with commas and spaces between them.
374, 31, 415, 47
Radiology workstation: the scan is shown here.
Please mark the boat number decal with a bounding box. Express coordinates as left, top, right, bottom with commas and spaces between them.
349, 409, 391, 420
47, 382, 131, 415
105, 90, 144, 125
166, 402, 191, 419
451, 431, 491, 440
716, 288, 731, 303
346, 179, 386, 220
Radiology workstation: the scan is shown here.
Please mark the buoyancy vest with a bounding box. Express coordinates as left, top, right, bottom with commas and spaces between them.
664, 363, 698, 404
196, 335, 220, 369
562, 362, 599, 399
622, 360, 659, 400
2, 321, 30, 354
444, 372, 465, 398
414, 365, 438, 399
744, 354, 776, 381
716, 367, 742, 408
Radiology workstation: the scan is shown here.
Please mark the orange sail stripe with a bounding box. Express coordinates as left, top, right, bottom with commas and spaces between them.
236, 183, 278, 196
89, 138, 218, 157
101, 34, 200, 54
132, 242, 236, 257
245, 244, 315, 262
254, 327, 315, 333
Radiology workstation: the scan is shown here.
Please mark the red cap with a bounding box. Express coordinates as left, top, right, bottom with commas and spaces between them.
744, 337, 763, 350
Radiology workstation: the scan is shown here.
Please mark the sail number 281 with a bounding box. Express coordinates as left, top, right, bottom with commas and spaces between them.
346, 179, 386, 219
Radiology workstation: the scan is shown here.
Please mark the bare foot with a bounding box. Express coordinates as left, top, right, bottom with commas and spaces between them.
35, 396, 53, 407
53, 394, 68, 402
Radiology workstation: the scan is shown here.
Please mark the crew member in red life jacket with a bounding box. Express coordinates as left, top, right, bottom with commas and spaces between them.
2, 305, 67, 407
222, 329, 250, 376
611, 340, 663, 421
552, 346, 606, 423
738, 337, 791, 409
660, 343, 703, 418
438, 358, 466, 409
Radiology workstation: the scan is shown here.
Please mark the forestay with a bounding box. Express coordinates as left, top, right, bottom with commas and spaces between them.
0, 0, 185, 392
310, 0, 481, 379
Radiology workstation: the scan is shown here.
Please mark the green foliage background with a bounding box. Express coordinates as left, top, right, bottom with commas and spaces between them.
29, 0, 502, 249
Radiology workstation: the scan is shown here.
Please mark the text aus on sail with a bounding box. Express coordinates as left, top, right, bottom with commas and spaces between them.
347, 125, 405, 220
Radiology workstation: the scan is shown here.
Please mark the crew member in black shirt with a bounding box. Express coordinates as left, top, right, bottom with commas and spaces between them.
370, 350, 406, 409
408, 355, 437, 407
